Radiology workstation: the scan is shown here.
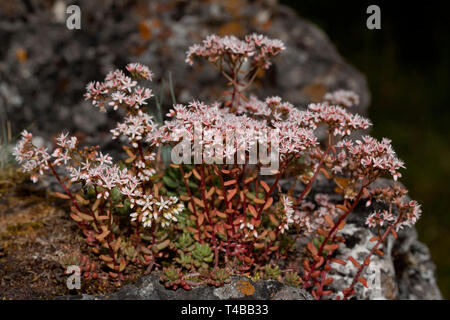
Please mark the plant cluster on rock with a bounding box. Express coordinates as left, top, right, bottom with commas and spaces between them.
13, 34, 421, 299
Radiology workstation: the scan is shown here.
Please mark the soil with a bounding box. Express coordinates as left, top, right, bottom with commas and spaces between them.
0, 176, 139, 299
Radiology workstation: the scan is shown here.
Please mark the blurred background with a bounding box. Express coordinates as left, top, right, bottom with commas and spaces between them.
0, 0, 448, 297
280, 0, 450, 297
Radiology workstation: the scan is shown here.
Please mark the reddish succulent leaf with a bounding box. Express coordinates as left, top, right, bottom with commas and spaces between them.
317, 228, 327, 237
307, 242, 318, 256
269, 231, 276, 241
198, 213, 205, 226
315, 256, 324, 268
323, 214, 334, 228
192, 169, 201, 180
100, 254, 113, 262
95, 230, 110, 241
358, 277, 368, 288
248, 204, 258, 218
224, 179, 237, 186
320, 168, 331, 179
114, 237, 121, 253
391, 228, 398, 239
54, 192, 70, 200
215, 223, 226, 236
303, 259, 311, 271
70, 213, 82, 222
215, 210, 227, 219
186, 226, 198, 234
331, 258, 347, 266
77, 211, 94, 222
227, 188, 237, 201
253, 197, 265, 204
260, 180, 270, 193
119, 258, 126, 272
268, 214, 279, 226
206, 187, 215, 199
193, 197, 205, 208
263, 197, 273, 210
254, 242, 265, 249
321, 290, 333, 296
244, 176, 256, 184
348, 256, 361, 268
323, 243, 339, 252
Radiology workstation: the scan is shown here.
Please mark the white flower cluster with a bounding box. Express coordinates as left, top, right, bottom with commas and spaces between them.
69, 159, 140, 200
279, 196, 295, 234
85, 63, 153, 113
151, 100, 318, 164
337, 135, 405, 181
13, 130, 51, 183
323, 90, 360, 108
239, 220, 258, 238
130, 194, 184, 228
294, 194, 342, 235
186, 33, 285, 69
111, 111, 158, 148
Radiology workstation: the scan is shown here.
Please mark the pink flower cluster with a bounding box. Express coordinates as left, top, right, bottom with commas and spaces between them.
13, 130, 51, 183
307, 103, 371, 136
337, 136, 405, 181
126, 63, 154, 81
84, 63, 153, 113
70, 161, 139, 200
239, 94, 370, 138
111, 112, 158, 148
151, 100, 318, 164
130, 194, 184, 228
295, 194, 343, 235
185, 34, 285, 69
365, 185, 421, 231
323, 90, 360, 108
279, 196, 295, 234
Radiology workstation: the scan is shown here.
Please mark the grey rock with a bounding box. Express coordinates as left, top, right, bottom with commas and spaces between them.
0, 0, 369, 145
56, 275, 313, 300
292, 177, 442, 300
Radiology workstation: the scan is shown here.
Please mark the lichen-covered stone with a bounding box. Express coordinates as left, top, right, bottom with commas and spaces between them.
0, 0, 369, 145
55, 275, 313, 300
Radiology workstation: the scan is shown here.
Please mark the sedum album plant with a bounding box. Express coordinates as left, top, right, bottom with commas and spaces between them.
13, 34, 421, 299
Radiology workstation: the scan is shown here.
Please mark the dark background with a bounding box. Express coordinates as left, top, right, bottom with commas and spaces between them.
280, 0, 450, 297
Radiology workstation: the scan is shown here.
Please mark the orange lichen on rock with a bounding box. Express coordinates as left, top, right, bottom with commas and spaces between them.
236, 280, 255, 296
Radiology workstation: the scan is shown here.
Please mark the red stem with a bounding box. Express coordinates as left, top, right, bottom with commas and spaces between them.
296, 144, 332, 204
302, 184, 367, 289
179, 165, 203, 243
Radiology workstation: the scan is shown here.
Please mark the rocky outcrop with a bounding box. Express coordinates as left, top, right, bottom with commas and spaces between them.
286, 177, 442, 300
0, 0, 369, 143
1, 0, 441, 300
56, 275, 313, 300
